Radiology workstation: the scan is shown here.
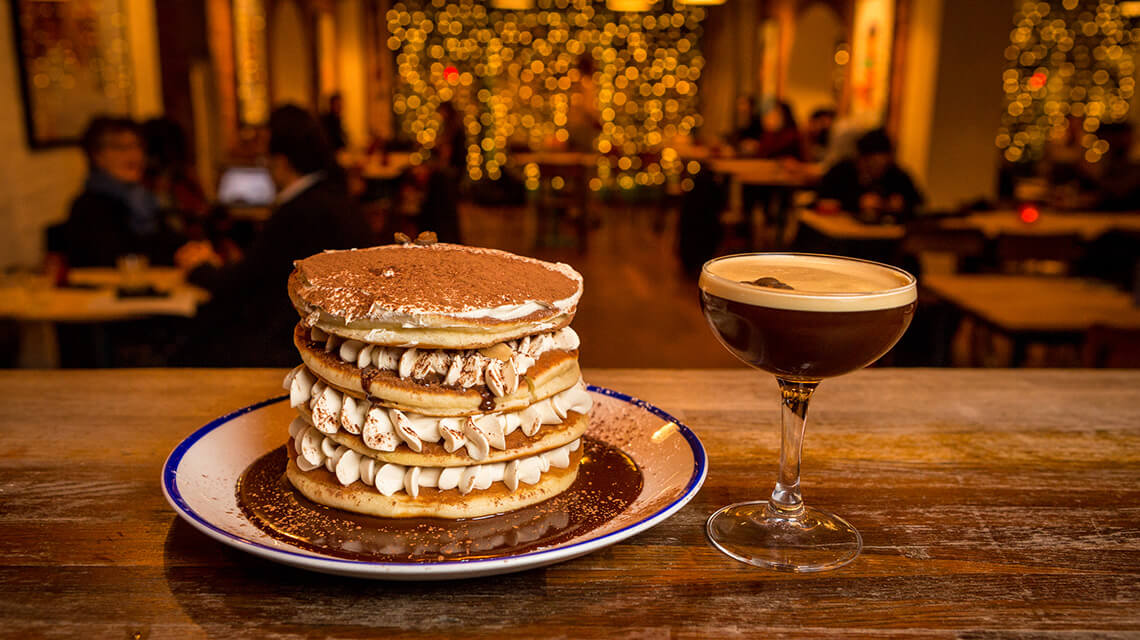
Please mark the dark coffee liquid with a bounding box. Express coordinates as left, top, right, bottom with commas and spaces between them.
700, 290, 915, 379
236, 437, 642, 563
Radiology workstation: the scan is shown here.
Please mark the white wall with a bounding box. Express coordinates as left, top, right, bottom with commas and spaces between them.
784, 3, 844, 126
336, 0, 368, 148
901, 0, 1009, 211
0, 1, 162, 268
896, 0, 943, 190
271, 0, 314, 108
699, 0, 761, 143
0, 7, 86, 268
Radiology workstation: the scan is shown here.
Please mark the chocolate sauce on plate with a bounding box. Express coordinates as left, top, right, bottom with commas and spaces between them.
236, 437, 642, 563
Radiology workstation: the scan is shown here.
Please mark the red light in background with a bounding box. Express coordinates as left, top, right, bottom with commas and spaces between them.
444, 66, 459, 82
1028, 72, 1047, 90
1019, 205, 1039, 223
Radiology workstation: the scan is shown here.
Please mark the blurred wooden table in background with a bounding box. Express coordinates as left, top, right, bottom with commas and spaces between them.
797, 209, 906, 241
942, 210, 1140, 240
924, 274, 1140, 366
2, 369, 1139, 637
0, 267, 208, 367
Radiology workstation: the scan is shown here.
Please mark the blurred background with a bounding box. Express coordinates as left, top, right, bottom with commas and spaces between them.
0, 0, 1138, 369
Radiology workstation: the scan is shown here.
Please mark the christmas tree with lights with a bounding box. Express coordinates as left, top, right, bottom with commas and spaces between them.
996, 0, 1136, 166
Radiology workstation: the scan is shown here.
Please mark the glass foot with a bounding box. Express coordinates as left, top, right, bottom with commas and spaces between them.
706, 501, 862, 572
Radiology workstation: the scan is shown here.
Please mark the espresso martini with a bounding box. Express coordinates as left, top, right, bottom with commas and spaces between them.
700, 254, 916, 380
699, 253, 917, 572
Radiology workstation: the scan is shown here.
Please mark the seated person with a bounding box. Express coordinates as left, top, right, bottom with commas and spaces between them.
175, 105, 370, 366
817, 128, 923, 224
731, 96, 764, 153
60, 117, 178, 267
754, 100, 802, 160
804, 108, 836, 163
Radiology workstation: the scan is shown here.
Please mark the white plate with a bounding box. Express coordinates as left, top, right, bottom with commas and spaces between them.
161, 385, 707, 580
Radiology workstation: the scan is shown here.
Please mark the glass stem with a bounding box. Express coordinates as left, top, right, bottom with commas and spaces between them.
768, 378, 821, 518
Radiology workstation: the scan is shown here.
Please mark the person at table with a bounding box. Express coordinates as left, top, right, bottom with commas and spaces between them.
59, 117, 180, 267
566, 56, 601, 153
320, 93, 347, 152
731, 96, 763, 152
174, 105, 369, 366
752, 100, 802, 160
817, 128, 923, 224
142, 118, 211, 239
804, 107, 836, 163
740, 100, 803, 246
416, 101, 464, 243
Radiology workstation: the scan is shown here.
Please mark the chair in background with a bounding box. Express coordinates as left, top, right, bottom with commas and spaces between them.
993, 233, 1084, 275
1083, 324, 1140, 368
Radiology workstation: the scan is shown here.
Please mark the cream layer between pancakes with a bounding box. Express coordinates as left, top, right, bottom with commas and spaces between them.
284, 365, 593, 461
289, 416, 582, 497
298, 323, 580, 398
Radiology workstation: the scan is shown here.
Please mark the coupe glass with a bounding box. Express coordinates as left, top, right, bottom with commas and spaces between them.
699, 253, 916, 572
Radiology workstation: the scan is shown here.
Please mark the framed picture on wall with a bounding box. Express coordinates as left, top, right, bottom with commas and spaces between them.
9, 0, 135, 148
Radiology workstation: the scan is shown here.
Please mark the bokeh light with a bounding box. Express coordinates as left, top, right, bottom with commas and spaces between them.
998, 0, 1135, 164
386, 0, 706, 185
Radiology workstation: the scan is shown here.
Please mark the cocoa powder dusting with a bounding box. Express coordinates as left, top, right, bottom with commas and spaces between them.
292, 244, 582, 322
236, 437, 642, 563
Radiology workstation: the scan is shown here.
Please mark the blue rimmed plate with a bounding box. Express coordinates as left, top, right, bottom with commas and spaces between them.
161, 385, 706, 580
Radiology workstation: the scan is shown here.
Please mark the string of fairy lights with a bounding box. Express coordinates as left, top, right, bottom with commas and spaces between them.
997, 0, 1137, 165
386, 0, 707, 189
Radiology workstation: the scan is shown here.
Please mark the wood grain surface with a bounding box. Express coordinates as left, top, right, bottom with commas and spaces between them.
2, 368, 1139, 638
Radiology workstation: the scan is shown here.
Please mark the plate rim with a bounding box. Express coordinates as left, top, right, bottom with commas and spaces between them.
161, 384, 707, 575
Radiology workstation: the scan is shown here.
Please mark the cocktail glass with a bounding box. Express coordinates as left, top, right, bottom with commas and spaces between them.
699, 252, 916, 572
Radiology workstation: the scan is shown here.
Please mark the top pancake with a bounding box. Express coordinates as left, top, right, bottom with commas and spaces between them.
289, 243, 584, 348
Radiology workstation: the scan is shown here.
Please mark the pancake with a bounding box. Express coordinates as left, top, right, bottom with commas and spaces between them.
294, 322, 580, 400
286, 442, 582, 519
306, 410, 589, 467
281, 241, 589, 519
297, 335, 581, 415
288, 243, 583, 349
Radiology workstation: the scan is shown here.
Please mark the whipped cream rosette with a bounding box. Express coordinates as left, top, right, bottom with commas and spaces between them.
281, 240, 591, 519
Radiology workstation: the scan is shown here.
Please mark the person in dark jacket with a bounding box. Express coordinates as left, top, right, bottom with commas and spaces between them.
319, 93, 347, 151
60, 117, 178, 267
818, 128, 923, 224
731, 96, 763, 151
175, 105, 370, 366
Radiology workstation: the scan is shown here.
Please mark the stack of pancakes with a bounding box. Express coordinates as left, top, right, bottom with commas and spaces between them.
280, 239, 591, 519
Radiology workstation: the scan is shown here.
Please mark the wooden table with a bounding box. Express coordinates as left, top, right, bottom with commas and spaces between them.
923, 274, 1140, 365
941, 210, 1140, 240
4, 368, 1139, 637
798, 209, 905, 240
706, 158, 821, 188
0, 268, 206, 322
360, 152, 414, 181
0, 268, 207, 367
